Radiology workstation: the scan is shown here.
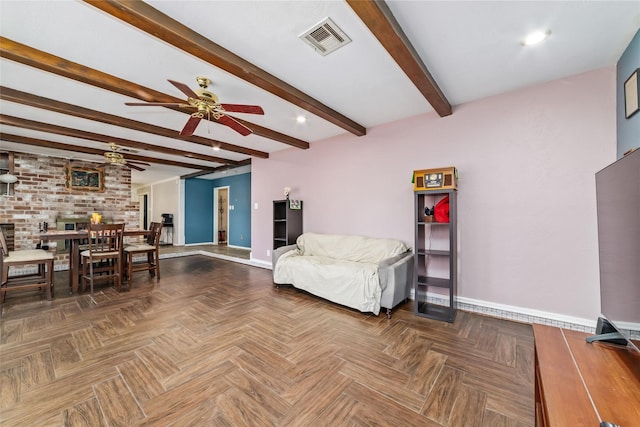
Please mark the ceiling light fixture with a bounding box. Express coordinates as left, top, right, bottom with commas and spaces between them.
296, 115, 306, 124
522, 30, 551, 46
213, 146, 221, 151
104, 151, 127, 166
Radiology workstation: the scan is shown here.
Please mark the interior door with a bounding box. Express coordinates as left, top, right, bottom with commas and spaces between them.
138, 194, 149, 230
214, 187, 229, 245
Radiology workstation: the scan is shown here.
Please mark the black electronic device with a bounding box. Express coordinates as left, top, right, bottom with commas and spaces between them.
161, 214, 174, 225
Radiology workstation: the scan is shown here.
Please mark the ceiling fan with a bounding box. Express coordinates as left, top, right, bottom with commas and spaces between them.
125, 77, 265, 136
98, 143, 150, 171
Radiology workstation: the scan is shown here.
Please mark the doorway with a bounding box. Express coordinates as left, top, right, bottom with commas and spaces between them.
214, 187, 229, 245
138, 193, 149, 230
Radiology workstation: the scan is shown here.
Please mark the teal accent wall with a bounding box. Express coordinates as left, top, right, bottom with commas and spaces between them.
184, 173, 251, 248
211, 173, 251, 248
617, 29, 640, 158
184, 178, 214, 243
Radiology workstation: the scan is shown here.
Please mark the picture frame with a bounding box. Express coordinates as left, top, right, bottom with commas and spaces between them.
64, 164, 104, 192
624, 68, 640, 119
289, 199, 301, 210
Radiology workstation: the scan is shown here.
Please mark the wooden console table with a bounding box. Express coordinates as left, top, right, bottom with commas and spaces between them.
533, 324, 640, 426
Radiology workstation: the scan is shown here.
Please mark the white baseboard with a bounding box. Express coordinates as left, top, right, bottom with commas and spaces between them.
195, 250, 269, 269
247, 256, 272, 270
35, 254, 639, 338
182, 242, 250, 251
227, 244, 250, 251
413, 288, 599, 333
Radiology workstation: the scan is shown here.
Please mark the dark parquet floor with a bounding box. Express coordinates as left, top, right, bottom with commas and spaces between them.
0, 255, 534, 426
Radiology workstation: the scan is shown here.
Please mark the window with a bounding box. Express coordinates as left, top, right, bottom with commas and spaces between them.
0, 152, 16, 196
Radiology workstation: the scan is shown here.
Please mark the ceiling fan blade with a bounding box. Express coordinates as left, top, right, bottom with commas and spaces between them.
168, 79, 199, 99
125, 102, 183, 107
217, 114, 253, 136
220, 104, 264, 115
180, 116, 202, 136
125, 162, 146, 171
96, 162, 111, 168
126, 160, 151, 166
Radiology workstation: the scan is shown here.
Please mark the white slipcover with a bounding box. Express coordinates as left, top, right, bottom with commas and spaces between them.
273, 233, 410, 315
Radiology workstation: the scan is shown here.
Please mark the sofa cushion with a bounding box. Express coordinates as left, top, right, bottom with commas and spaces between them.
297, 232, 409, 264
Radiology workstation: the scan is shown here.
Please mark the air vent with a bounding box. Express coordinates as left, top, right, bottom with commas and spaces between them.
299, 18, 351, 56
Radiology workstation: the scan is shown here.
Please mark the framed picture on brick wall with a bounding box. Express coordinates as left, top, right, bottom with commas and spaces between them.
64, 164, 104, 192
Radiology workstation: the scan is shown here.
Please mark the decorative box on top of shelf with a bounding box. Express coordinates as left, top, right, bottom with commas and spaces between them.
413, 166, 457, 192
414, 189, 457, 322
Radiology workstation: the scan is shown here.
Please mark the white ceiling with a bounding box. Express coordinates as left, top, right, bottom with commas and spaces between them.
1, 1, 638, 185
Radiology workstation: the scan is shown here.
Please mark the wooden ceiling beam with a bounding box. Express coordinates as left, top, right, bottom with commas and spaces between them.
347, 0, 452, 117
1, 133, 218, 171
0, 114, 238, 166
0, 86, 273, 158
84, 0, 366, 136
0, 37, 308, 150
180, 158, 251, 180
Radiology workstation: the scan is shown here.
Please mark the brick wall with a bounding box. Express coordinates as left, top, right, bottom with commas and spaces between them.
0, 152, 139, 267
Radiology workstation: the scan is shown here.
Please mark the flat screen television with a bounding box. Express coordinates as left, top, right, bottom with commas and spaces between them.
587, 148, 640, 352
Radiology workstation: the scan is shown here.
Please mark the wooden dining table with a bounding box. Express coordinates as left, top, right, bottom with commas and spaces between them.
40, 229, 149, 293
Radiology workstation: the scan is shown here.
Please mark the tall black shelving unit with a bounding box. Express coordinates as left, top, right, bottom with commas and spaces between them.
273, 199, 303, 249
414, 190, 457, 322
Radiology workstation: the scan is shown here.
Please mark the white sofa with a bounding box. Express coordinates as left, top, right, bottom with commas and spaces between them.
272, 232, 413, 318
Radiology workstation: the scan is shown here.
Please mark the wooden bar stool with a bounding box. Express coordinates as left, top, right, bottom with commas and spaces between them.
0, 228, 54, 314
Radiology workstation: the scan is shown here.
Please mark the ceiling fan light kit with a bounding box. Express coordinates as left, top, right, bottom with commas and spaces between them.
125, 77, 264, 137
104, 151, 127, 166
99, 143, 151, 171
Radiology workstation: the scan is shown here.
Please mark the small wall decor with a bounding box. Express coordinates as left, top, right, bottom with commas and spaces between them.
289, 199, 301, 210
65, 164, 104, 192
624, 68, 640, 119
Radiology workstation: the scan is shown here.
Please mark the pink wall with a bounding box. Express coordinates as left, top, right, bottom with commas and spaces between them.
252, 66, 616, 321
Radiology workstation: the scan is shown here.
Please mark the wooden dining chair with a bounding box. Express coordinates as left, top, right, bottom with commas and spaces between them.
75, 222, 90, 244
80, 223, 124, 303
74, 222, 91, 282
0, 227, 54, 314
124, 222, 162, 286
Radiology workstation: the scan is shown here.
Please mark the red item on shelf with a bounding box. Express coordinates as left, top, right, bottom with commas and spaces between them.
434, 195, 450, 223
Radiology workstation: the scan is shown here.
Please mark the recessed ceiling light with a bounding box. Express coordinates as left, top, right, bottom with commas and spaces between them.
296, 115, 306, 124
522, 30, 551, 46
213, 146, 220, 151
